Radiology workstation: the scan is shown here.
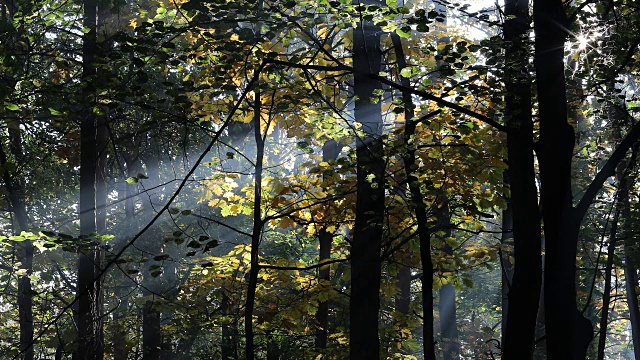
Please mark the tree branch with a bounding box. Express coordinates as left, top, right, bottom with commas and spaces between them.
575, 117, 640, 219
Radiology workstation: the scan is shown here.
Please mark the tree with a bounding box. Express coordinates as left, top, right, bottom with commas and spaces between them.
75, 0, 104, 357
350, 1, 385, 358
501, 0, 541, 357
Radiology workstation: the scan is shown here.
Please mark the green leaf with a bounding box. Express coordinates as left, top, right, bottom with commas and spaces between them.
386, 0, 397, 6
5, 103, 19, 111
396, 26, 411, 38
48, 108, 63, 115
168, 208, 180, 215
125, 177, 138, 184
400, 67, 413, 78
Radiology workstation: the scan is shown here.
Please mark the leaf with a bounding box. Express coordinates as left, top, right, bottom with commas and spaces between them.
187, 240, 201, 248
396, 26, 411, 39
154, 254, 170, 261
48, 108, 62, 115
5, 103, 19, 111
125, 177, 138, 184
400, 68, 413, 78
168, 208, 180, 215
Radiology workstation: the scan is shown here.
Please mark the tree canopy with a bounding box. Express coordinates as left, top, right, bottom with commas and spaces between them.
1, 0, 640, 359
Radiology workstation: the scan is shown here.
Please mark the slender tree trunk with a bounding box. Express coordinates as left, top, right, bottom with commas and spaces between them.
502, 0, 542, 358
245, 86, 264, 360
75, 0, 103, 357
1, 2, 34, 358
597, 206, 621, 360
266, 331, 279, 360
534, 0, 593, 357
625, 246, 640, 359
221, 294, 234, 360
438, 228, 460, 360
429, 7, 461, 356
143, 299, 162, 360
619, 136, 640, 360
315, 139, 340, 350
389, 33, 413, 356
350, 1, 385, 358
500, 192, 513, 345
390, 30, 436, 360
142, 148, 163, 360
0, 142, 33, 360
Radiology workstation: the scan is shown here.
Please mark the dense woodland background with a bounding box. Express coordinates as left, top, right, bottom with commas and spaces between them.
2, 0, 640, 359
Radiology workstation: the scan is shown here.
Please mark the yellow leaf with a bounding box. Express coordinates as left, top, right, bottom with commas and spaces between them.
212, 185, 223, 196
318, 27, 330, 39
306, 223, 316, 236
129, 18, 137, 29
229, 204, 240, 215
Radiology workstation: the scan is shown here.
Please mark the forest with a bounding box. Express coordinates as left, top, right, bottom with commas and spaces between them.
1, 0, 640, 359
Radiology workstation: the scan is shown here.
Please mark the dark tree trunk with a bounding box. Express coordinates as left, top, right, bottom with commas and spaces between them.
390, 30, 435, 360
0, 142, 33, 360
500, 193, 513, 345
0, 2, 34, 358
350, 2, 385, 357
625, 246, 640, 359
597, 206, 621, 360
143, 300, 162, 360
221, 295, 235, 360
315, 139, 340, 350
141, 147, 164, 360
597, 96, 638, 359
502, 0, 542, 358
534, 0, 592, 357
266, 331, 279, 360
245, 87, 264, 360
75, 0, 103, 358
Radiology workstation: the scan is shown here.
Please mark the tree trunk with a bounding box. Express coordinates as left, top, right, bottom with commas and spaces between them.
141, 147, 164, 360
597, 206, 621, 360
315, 139, 340, 350
619, 132, 640, 360
266, 331, 279, 360
0, 2, 34, 358
534, 0, 592, 357
500, 192, 513, 345
143, 299, 162, 360
221, 294, 235, 360
502, 0, 542, 358
390, 30, 435, 360
75, 0, 103, 358
0, 141, 33, 360
625, 245, 640, 360
350, 2, 385, 357
438, 234, 460, 360
245, 86, 264, 360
